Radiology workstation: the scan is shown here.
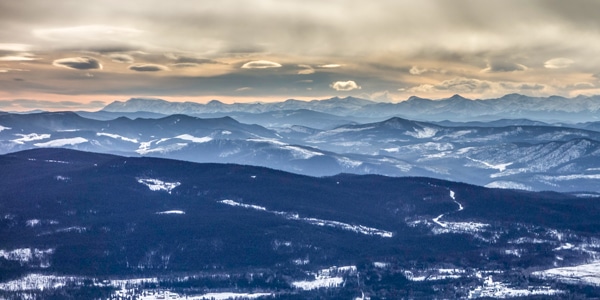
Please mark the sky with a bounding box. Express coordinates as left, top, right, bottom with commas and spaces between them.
1, 0, 600, 111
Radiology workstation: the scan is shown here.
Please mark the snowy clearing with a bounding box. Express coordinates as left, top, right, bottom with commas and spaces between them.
467, 157, 513, 172
138, 178, 181, 194
156, 210, 185, 215
97, 132, 138, 143
33, 137, 88, 147
12, 133, 51, 144
219, 200, 392, 238
468, 276, 562, 299
405, 127, 438, 139
532, 262, 600, 286
485, 181, 533, 191
175, 134, 213, 143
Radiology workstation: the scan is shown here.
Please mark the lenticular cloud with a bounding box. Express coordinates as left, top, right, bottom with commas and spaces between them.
53, 57, 102, 70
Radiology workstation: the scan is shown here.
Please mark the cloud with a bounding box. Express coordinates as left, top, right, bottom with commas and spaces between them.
128, 64, 169, 72
107, 53, 134, 63
235, 87, 252, 92
241, 60, 282, 69
0, 99, 106, 110
52, 57, 103, 70
481, 60, 528, 73
409, 66, 428, 75
0, 54, 38, 61
33, 25, 143, 51
405, 77, 549, 97
330, 80, 361, 91
544, 58, 574, 69
170, 63, 201, 68
297, 64, 315, 74
0, 68, 28, 73
366, 90, 396, 102
319, 64, 341, 68
0, 43, 31, 52
165, 53, 222, 65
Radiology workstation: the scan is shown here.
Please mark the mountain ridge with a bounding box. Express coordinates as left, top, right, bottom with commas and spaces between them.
102, 94, 600, 123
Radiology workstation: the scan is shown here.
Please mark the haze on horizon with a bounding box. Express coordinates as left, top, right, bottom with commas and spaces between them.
1, 0, 600, 111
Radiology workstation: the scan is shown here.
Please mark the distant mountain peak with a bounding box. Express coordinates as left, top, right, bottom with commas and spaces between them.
448, 94, 468, 101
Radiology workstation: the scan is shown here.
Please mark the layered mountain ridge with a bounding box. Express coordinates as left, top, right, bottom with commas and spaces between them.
102, 93, 600, 123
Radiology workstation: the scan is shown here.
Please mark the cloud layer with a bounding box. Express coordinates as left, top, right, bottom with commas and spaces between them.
0, 0, 600, 107
52, 57, 103, 70
241, 60, 282, 69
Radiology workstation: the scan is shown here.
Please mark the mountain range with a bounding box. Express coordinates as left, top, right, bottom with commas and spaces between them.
1, 148, 599, 298
2, 111, 600, 192
2, 94, 600, 298
102, 94, 600, 123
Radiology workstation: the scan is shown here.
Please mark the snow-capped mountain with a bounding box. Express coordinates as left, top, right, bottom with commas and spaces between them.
101, 94, 600, 122
2, 112, 600, 192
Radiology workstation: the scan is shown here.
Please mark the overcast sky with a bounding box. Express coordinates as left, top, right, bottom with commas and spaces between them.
1, 0, 599, 110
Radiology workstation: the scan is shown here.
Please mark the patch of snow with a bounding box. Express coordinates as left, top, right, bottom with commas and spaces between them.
54, 226, 87, 233
336, 157, 363, 168
221, 130, 232, 135
55, 175, 70, 181
26, 219, 41, 227
0, 125, 11, 132
292, 277, 344, 290
175, 134, 213, 143
138, 178, 181, 194
0, 274, 82, 291
400, 142, 453, 152
532, 262, 600, 286
432, 221, 489, 234
467, 157, 512, 172
373, 262, 389, 268
136, 141, 188, 154
247, 138, 287, 146
107, 277, 159, 289
433, 130, 473, 140
573, 193, 600, 198
553, 243, 574, 251
282, 145, 324, 159
538, 174, 600, 181
45, 159, 69, 164
56, 129, 79, 132
504, 249, 523, 257
404, 268, 467, 282
468, 276, 562, 299
189, 292, 272, 300
156, 210, 185, 215
220, 199, 267, 211
156, 137, 171, 144
485, 181, 533, 191
0, 248, 54, 267
219, 148, 241, 157
455, 146, 476, 154
287, 215, 393, 238
405, 127, 438, 138
383, 147, 399, 153
219, 200, 393, 238
332, 141, 370, 147
12, 133, 51, 144
509, 237, 550, 244
96, 132, 138, 143
293, 258, 310, 265
33, 137, 88, 147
